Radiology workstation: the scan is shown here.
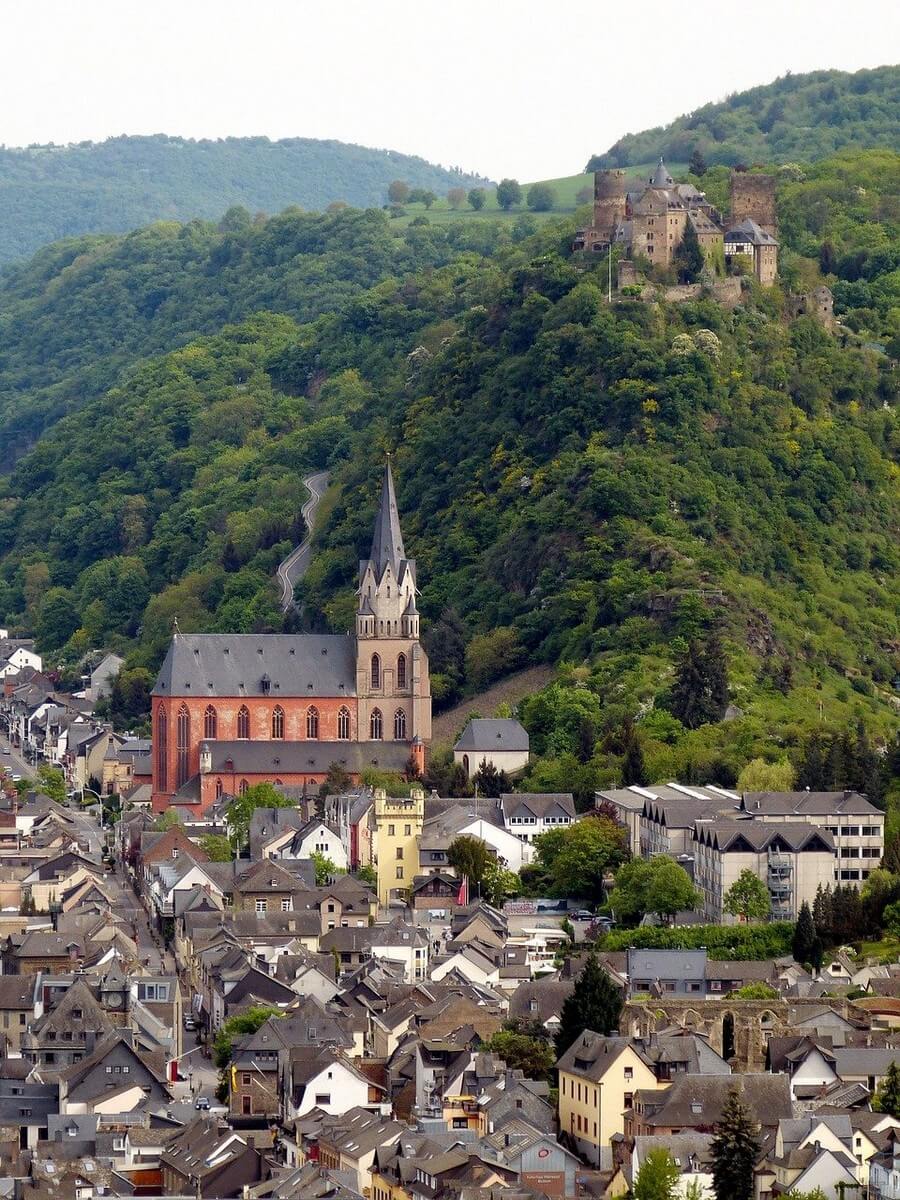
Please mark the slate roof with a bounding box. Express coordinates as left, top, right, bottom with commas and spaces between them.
203, 739, 410, 775
636, 1072, 792, 1130
693, 820, 834, 853
454, 720, 529, 753
161, 1115, 261, 1181
152, 633, 357, 697
739, 790, 880, 817
725, 217, 778, 246
367, 461, 407, 577
499, 792, 574, 819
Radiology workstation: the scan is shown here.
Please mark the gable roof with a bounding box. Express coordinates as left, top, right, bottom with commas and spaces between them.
454, 720, 529, 753
153, 633, 357, 698
499, 793, 574, 819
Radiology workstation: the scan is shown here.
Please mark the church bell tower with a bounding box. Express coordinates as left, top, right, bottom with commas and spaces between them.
356, 461, 431, 756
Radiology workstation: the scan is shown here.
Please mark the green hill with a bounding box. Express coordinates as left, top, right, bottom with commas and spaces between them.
587, 65, 900, 170
0, 134, 489, 265
0, 149, 897, 798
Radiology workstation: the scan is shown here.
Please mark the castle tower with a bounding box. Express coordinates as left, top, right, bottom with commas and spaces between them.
729, 171, 778, 238
592, 169, 628, 243
374, 786, 424, 905
356, 460, 431, 750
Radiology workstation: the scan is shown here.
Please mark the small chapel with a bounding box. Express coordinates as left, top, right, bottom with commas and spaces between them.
150, 462, 431, 812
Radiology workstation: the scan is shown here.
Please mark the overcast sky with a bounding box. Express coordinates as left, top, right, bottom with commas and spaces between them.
2, 0, 897, 181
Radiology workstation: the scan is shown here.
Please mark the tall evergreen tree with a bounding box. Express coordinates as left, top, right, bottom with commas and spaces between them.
813, 884, 834, 948
554, 953, 623, 1058
621, 719, 648, 786
674, 219, 705, 284
688, 147, 708, 177
710, 1088, 760, 1200
797, 733, 826, 791
874, 1061, 900, 1117
884, 835, 900, 875
670, 630, 729, 729
792, 901, 817, 965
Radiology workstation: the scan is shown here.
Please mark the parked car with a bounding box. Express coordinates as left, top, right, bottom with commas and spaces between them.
2, 748, 10, 755
183, 1015, 197, 1031
572, 910, 594, 920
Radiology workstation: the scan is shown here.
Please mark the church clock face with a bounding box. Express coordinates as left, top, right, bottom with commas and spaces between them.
107, 993, 123, 1008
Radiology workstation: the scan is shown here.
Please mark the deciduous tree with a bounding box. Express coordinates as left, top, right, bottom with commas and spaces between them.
633, 1148, 681, 1200
448, 834, 490, 885
387, 180, 410, 204
496, 179, 522, 210
467, 188, 486, 210
723, 869, 771, 923
526, 184, 556, 212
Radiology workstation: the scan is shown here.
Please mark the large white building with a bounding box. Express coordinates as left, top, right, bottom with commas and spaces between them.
738, 791, 884, 886
692, 820, 836, 922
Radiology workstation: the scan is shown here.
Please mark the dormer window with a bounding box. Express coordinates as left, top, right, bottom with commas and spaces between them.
261, 674, 271, 694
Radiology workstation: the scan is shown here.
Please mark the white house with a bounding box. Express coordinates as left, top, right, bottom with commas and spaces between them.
0, 643, 42, 677
283, 1052, 384, 1119
632, 1135, 713, 1199
369, 920, 430, 983
499, 792, 576, 843
430, 946, 500, 986
264, 820, 348, 871
453, 719, 529, 778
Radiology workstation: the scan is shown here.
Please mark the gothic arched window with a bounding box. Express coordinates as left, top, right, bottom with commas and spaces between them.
204, 705, 217, 739
215, 778, 223, 799
370, 709, 383, 740
239, 779, 249, 795
397, 653, 407, 689
176, 704, 190, 789
371, 653, 381, 689
272, 706, 285, 739
156, 706, 168, 792
337, 706, 350, 740
394, 709, 407, 740
306, 707, 319, 739
237, 706, 250, 739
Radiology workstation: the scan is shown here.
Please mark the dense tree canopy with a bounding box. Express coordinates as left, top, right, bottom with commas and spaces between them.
587, 66, 899, 169
0, 135, 488, 265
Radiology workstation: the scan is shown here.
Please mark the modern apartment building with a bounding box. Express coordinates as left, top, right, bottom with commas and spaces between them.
596, 783, 740, 856
738, 792, 884, 886
692, 820, 835, 922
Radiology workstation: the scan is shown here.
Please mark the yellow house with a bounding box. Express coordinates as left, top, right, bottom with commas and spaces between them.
374, 788, 424, 906
556, 1032, 664, 1169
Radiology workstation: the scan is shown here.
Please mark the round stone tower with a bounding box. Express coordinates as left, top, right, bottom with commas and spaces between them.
593, 169, 627, 241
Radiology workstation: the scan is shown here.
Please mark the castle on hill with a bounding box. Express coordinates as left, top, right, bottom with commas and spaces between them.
574, 159, 779, 285
150, 461, 431, 812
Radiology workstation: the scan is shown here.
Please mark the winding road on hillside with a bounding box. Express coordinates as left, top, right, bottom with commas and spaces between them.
276, 470, 330, 610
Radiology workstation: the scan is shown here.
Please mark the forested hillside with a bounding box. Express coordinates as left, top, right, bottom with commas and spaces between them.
588, 65, 899, 170
0, 134, 488, 265
0, 206, 501, 464
0, 151, 897, 796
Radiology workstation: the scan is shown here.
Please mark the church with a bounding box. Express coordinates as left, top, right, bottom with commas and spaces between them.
150, 462, 431, 812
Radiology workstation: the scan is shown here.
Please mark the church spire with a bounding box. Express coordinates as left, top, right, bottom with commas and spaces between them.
369, 457, 406, 575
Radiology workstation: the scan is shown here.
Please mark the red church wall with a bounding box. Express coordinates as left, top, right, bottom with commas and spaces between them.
151, 695, 359, 805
